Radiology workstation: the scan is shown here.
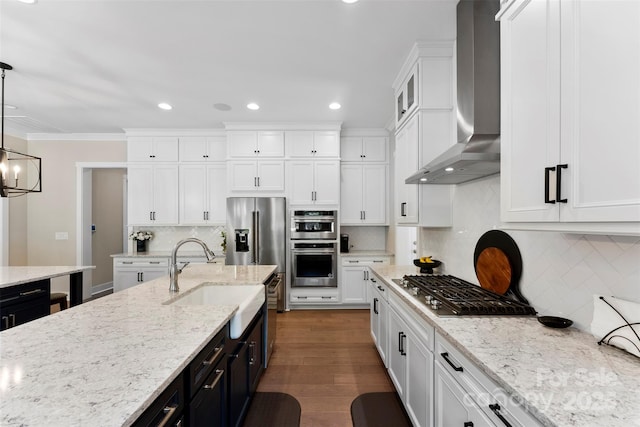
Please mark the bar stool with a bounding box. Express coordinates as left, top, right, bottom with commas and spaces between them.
50, 292, 68, 311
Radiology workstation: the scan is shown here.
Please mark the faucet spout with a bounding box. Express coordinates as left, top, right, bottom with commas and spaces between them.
169, 238, 216, 292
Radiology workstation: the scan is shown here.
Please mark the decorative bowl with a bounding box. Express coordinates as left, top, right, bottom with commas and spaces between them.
413, 259, 441, 274
537, 316, 573, 329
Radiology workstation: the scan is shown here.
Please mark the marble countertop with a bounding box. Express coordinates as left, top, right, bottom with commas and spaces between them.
340, 250, 394, 257
370, 265, 640, 427
0, 263, 276, 427
0, 266, 95, 289
111, 251, 223, 259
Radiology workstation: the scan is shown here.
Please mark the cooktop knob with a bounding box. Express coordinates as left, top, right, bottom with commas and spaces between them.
411, 287, 419, 296
431, 300, 441, 310
425, 295, 434, 303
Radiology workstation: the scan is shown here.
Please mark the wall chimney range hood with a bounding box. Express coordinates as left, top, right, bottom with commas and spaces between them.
406, 0, 500, 185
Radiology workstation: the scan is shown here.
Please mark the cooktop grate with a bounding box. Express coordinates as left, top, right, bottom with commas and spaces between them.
402, 275, 537, 316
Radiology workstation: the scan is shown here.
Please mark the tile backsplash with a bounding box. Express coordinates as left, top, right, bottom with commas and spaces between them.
129, 226, 226, 255
340, 226, 388, 252
419, 175, 640, 332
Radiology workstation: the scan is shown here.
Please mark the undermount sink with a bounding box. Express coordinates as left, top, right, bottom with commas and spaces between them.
169, 284, 265, 338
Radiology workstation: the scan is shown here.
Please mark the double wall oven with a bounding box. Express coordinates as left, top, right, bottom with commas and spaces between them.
290, 210, 337, 288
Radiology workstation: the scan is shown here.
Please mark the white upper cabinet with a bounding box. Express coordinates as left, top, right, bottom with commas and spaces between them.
288, 160, 340, 205
499, 0, 640, 233
227, 131, 285, 157
179, 164, 227, 224
179, 136, 227, 162
341, 136, 388, 162
341, 164, 387, 225
127, 137, 179, 162
286, 130, 340, 157
395, 65, 419, 128
228, 160, 285, 193
128, 164, 179, 225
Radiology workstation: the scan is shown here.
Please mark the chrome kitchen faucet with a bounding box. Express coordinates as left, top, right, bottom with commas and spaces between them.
169, 238, 216, 292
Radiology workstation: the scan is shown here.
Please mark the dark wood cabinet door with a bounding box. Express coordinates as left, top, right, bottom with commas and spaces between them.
190, 355, 227, 427
228, 343, 250, 427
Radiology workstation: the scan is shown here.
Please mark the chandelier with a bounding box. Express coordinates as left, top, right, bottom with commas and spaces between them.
0, 62, 41, 198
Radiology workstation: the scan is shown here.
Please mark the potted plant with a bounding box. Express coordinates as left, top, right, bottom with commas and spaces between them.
220, 230, 227, 254
129, 230, 153, 253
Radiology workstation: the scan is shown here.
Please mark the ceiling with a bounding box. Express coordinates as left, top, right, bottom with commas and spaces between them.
0, 0, 456, 136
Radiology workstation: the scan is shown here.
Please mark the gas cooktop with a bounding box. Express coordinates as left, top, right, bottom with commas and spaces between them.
392, 275, 537, 317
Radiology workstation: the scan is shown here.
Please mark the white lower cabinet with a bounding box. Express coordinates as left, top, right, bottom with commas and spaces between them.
371, 281, 544, 427
341, 256, 391, 305
369, 274, 389, 366
387, 292, 434, 427
434, 332, 543, 427
434, 362, 494, 427
113, 257, 169, 292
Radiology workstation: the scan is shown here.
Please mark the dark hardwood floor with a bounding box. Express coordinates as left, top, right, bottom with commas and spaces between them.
257, 309, 395, 427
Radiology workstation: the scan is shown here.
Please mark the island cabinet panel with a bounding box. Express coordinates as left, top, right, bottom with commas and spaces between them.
132, 373, 185, 427
227, 308, 265, 427
0, 280, 50, 331
188, 326, 228, 427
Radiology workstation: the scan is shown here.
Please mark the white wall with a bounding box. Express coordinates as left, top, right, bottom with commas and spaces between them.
419, 175, 640, 331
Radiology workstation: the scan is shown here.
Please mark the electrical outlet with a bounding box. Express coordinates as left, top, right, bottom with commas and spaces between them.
55, 232, 68, 240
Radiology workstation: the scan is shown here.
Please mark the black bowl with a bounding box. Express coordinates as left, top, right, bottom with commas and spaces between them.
413, 259, 441, 273
537, 316, 573, 329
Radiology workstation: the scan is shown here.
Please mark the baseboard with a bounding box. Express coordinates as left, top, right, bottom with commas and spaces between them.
92, 281, 113, 297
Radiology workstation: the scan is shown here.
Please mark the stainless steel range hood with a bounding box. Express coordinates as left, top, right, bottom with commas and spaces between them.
406, 0, 500, 185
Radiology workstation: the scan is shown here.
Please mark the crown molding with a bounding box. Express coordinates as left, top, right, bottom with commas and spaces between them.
123, 128, 225, 137
223, 122, 342, 131
26, 133, 127, 142
340, 128, 390, 138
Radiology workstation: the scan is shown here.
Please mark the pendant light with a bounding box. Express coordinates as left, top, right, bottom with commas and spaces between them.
0, 62, 42, 198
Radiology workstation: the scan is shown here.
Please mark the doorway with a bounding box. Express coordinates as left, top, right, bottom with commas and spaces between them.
76, 162, 127, 299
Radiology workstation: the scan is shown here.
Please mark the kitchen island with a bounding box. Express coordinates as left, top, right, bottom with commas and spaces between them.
371, 265, 640, 427
0, 265, 94, 307
0, 263, 276, 426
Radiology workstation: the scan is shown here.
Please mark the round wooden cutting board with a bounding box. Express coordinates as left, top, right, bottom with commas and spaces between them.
475, 247, 512, 295
473, 230, 528, 303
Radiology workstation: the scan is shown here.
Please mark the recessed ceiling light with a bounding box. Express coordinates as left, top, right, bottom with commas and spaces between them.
445, 167, 454, 172
158, 102, 172, 110
329, 102, 341, 110
18, 0, 37, 4
420, 178, 428, 182
247, 103, 260, 110
342, 0, 358, 3
214, 103, 232, 111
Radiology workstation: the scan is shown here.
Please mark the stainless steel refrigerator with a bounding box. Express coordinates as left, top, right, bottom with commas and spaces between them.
225, 196, 286, 305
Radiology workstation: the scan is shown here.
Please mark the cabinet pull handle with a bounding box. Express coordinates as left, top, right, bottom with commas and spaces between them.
2, 316, 9, 330
556, 164, 568, 203
489, 403, 513, 427
363, 211, 366, 220
377, 285, 383, 291
400, 202, 407, 217
203, 369, 225, 390
0, 296, 19, 304
441, 352, 464, 372
257, 177, 261, 187
203, 345, 225, 367
249, 341, 256, 365
123, 261, 133, 265
348, 260, 359, 263
544, 166, 556, 204
399, 332, 406, 356
157, 405, 177, 427
150, 211, 154, 221
373, 298, 378, 314
9, 314, 16, 328
370, 277, 377, 283
19, 289, 45, 296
